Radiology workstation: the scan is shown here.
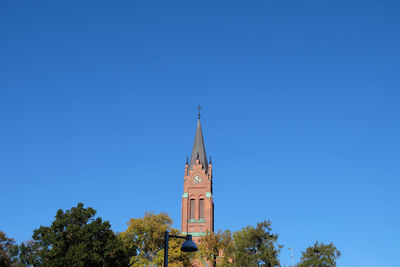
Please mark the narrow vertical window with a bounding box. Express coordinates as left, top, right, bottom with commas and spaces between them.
199, 199, 204, 219
190, 199, 195, 219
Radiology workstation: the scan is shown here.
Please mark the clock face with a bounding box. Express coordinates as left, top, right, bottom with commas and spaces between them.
193, 175, 202, 184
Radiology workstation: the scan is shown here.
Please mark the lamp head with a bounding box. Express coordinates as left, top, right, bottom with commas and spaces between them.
180, 234, 198, 252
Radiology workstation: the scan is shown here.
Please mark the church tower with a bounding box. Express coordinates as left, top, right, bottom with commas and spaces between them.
181, 111, 214, 242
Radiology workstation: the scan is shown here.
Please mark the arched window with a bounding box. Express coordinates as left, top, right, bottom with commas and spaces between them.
190, 199, 195, 219
199, 199, 204, 219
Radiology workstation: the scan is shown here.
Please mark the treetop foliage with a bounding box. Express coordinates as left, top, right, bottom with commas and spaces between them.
0, 230, 17, 266
230, 220, 282, 267
120, 212, 192, 266
15, 203, 128, 267
198, 220, 282, 267
6, 204, 340, 267
297, 241, 341, 267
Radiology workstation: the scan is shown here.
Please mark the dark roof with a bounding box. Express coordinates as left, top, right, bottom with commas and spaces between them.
189, 119, 208, 172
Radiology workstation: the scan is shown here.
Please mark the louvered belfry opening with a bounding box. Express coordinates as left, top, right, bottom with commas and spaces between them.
199, 199, 204, 219
190, 199, 195, 219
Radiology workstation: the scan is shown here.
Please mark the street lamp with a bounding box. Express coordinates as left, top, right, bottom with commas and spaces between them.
288, 247, 294, 267
164, 231, 198, 267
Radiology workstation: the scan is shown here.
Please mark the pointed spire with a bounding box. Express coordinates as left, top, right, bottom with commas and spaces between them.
189, 112, 208, 172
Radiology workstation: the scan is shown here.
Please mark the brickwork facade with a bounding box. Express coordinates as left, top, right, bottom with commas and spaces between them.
181, 119, 214, 244
181, 158, 214, 243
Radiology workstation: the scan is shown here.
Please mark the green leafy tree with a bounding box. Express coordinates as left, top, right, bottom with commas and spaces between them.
229, 220, 282, 267
121, 212, 192, 266
218, 230, 234, 266
15, 203, 128, 267
15, 240, 41, 267
297, 241, 341, 267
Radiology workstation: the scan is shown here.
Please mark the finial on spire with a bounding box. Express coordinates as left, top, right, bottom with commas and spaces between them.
186, 157, 188, 164
209, 156, 212, 164
197, 105, 202, 120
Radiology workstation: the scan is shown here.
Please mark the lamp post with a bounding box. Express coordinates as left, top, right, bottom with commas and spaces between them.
288, 247, 294, 267
164, 231, 198, 267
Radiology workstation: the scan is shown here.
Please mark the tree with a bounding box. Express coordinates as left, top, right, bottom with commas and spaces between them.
15, 240, 41, 267
297, 241, 341, 267
218, 230, 234, 266
120, 212, 193, 266
228, 220, 282, 267
15, 203, 128, 266
198, 231, 221, 266
0, 230, 18, 266
197, 230, 233, 267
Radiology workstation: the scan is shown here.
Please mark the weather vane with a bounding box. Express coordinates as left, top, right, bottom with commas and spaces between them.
197, 105, 202, 119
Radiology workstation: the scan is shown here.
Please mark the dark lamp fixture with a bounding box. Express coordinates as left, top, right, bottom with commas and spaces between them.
164, 231, 198, 267
180, 234, 197, 252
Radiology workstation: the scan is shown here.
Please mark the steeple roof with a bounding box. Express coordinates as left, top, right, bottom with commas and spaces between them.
189, 119, 208, 172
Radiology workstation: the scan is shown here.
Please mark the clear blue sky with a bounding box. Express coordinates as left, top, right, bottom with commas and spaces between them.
1, 1, 399, 266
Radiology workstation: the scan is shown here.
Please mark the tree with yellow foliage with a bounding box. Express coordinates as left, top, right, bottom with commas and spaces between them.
121, 212, 193, 266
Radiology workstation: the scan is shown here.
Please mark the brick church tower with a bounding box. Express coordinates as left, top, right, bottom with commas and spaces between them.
181, 113, 214, 243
